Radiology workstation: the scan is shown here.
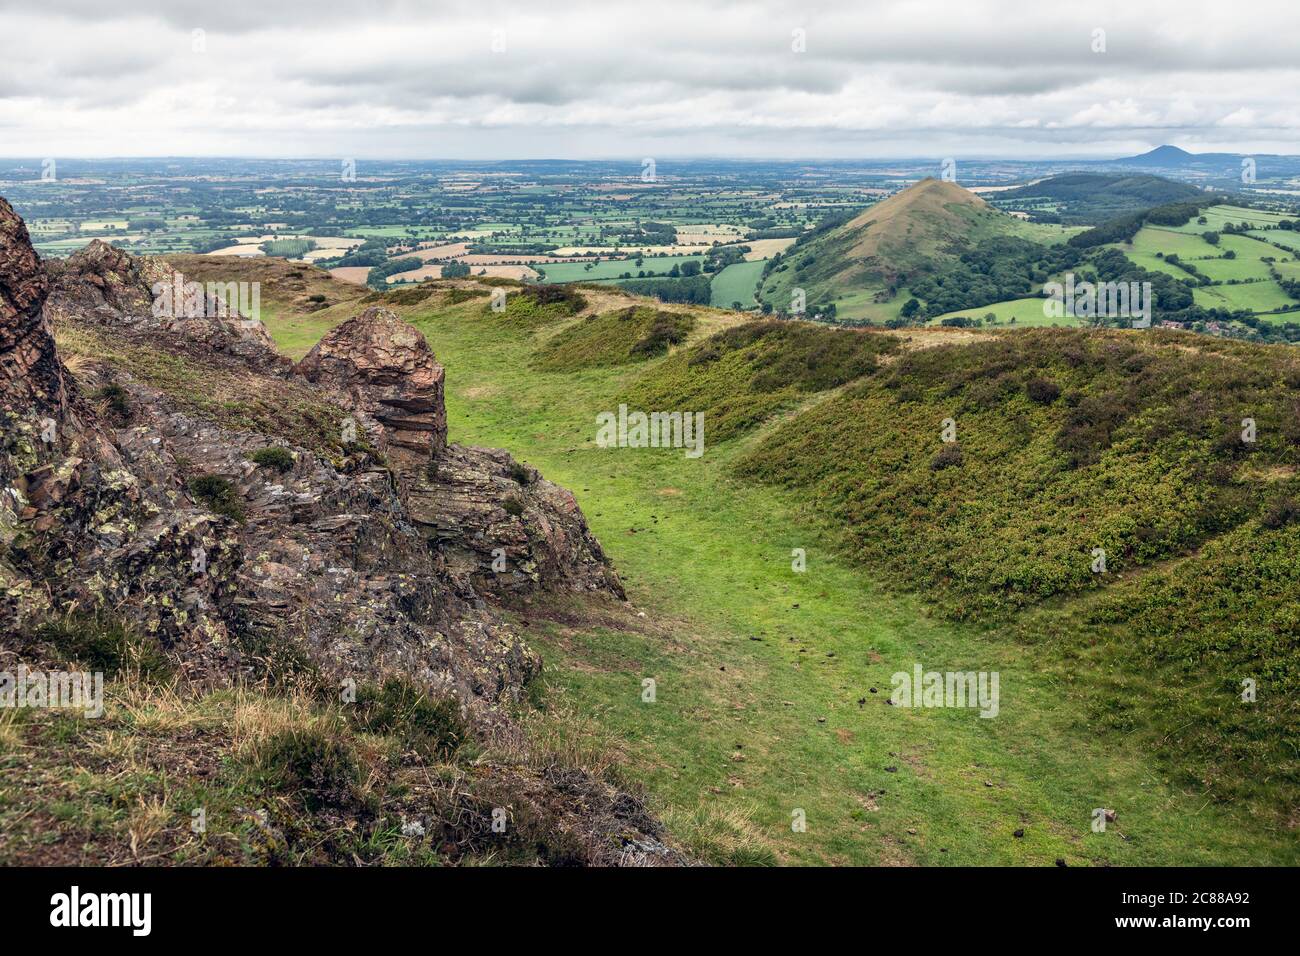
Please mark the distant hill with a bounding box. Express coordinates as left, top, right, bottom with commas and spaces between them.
1116, 144, 1243, 168
992, 172, 1206, 224
757, 177, 1046, 320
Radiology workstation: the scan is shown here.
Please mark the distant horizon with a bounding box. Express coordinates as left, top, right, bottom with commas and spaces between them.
1, 145, 1295, 165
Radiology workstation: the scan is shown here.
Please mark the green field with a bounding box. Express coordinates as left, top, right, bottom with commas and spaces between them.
930, 296, 1080, 327
1193, 281, 1297, 313
1169, 204, 1290, 233
709, 259, 765, 308
542, 255, 706, 284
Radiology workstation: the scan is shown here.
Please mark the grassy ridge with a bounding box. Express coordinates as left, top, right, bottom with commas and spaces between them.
737, 329, 1300, 617
401, 293, 1296, 861
534, 306, 695, 371
623, 320, 898, 442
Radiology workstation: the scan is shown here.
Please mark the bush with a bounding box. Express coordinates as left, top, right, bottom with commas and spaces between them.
1261, 496, 1300, 529
1026, 378, 1062, 405
249, 447, 295, 474
189, 474, 245, 521
352, 678, 466, 758
258, 729, 359, 810
629, 313, 692, 358
27, 613, 170, 679
503, 496, 525, 517
92, 383, 131, 420
930, 444, 964, 470
508, 460, 533, 485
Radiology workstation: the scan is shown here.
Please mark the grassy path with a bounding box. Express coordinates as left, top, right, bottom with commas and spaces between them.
312, 299, 1296, 864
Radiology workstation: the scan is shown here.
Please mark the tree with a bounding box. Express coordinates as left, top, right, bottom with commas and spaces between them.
900, 298, 921, 318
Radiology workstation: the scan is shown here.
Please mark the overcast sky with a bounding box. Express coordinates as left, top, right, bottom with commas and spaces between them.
2, 0, 1298, 160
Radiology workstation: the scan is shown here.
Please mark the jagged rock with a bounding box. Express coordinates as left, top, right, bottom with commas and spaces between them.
45, 240, 284, 369
410, 445, 625, 601
0, 208, 656, 862
293, 306, 447, 478
0, 197, 65, 412
292, 305, 622, 601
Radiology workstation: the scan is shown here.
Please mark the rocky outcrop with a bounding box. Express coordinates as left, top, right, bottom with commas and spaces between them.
291, 305, 624, 602
0, 201, 656, 863
410, 445, 625, 601
294, 307, 447, 478
45, 239, 284, 369
0, 197, 65, 412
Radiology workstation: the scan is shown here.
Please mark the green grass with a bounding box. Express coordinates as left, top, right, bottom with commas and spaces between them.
542, 255, 705, 284
710, 260, 765, 308
1193, 282, 1295, 313
624, 320, 897, 442
318, 292, 1300, 866
533, 306, 695, 371
929, 296, 1082, 328
1170, 205, 1289, 233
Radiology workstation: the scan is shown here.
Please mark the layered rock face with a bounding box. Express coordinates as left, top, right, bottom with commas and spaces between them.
0, 198, 65, 412
294, 307, 447, 478
45, 239, 284, 368
409, 446, 625, 601
290, 306, 625, 602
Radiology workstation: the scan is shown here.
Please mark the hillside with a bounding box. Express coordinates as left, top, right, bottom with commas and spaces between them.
991, 172, 1207, 224
757, 178, 1069, 323
8, 232, 1298, 866
1117, 145, 1240, 168
101, 253, 1300, 865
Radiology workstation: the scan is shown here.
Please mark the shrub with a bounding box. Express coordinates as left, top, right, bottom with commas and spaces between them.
508, 460, 533, 485
1261, 496, 1300, 530
258, 729, 359, 811
930, 444, 963, 470
629, 313, 692, 358
189, 474, 245, 521
352, 678, 466, 758
503, 496, 525, 517
27, 613, 170, 679
249, 447, 295, 474
92, 383, 131, 420
1026, 378, 1062, 405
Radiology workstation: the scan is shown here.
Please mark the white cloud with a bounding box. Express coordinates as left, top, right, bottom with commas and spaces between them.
0, 0, 1298, 157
